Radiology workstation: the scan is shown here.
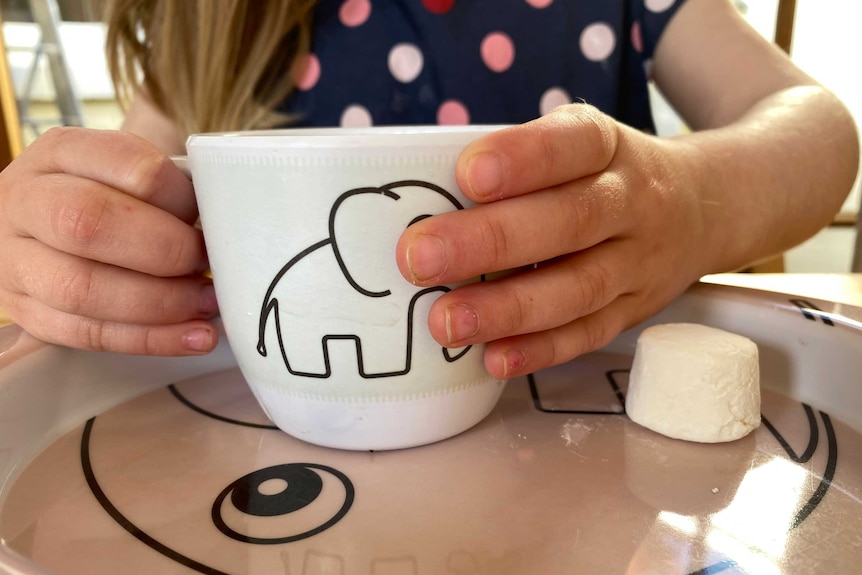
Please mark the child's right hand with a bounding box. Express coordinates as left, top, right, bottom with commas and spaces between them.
0, 127, 219, 355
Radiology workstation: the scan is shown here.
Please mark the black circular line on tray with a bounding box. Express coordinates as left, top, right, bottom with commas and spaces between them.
211, 463, 355, 545
687, 559, 738, 575
168, 383, 278, 430
689, 406, 839, 575
791, 411, 837, 528
761, 403, 819, 463
81, 417, 233, 575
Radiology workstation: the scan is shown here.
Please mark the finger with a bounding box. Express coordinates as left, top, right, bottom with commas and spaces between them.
5, 172, 207, 277
427, 240, 630, 347
396, 176, 629, 284
21, 127, 197, 222
482, 293, 642, 379
456, 104, 618, 202
0, 291, 218, 356
1, 236, 217, 325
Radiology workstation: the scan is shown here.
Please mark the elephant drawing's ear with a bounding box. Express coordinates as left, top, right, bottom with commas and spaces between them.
330, 188, 402, 297
330, 182, 464, 298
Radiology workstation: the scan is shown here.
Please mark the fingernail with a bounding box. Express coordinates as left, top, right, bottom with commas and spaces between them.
199, 283, 218, 315
406, 234, 447, 282
446, 303, 479, 343
467, 152, 504, 198
501, 348, 526, 378
183, 327, 214, 352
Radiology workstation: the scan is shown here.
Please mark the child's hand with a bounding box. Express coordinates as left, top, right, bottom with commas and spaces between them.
0, 127, 219, 355
397, 105, 710, 379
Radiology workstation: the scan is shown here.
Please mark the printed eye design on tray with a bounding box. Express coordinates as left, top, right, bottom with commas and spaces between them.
212, 463, 355, 545
256, 181, 476, 379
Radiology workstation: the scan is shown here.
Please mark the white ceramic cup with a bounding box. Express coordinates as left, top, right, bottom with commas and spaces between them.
186, 126, 510, 450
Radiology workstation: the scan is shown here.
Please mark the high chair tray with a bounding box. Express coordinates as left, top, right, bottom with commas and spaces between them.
0, 282, 860, 575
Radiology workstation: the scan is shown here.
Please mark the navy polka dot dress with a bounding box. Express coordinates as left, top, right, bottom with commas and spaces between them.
279, 0, 687, 132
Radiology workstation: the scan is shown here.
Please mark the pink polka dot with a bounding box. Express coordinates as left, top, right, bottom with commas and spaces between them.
388, 43, 424, 83
291, 53, 321, 91
437, 100, 470, 125
539, 87, 570, 116
422, 0, 455, 13
524, 0, 553, 7
579, 22, 616, 62
481, 32, 515, 73
339, 0, 371, 27
631, 21, 643, 53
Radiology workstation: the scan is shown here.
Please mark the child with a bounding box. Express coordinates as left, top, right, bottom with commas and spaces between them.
0, 0, 857, 380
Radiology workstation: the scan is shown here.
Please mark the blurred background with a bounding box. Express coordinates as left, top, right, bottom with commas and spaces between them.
0, 0, 859, 273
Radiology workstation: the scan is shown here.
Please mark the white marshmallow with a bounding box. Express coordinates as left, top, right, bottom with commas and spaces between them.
625, 323, 760, 443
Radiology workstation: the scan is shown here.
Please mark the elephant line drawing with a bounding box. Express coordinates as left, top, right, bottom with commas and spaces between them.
256, 180, 479, 380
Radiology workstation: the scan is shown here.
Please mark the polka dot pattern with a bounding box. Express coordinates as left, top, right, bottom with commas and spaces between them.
481, 32, 515, 73
341, 104, 373, 127
388, 43, 424, 83
645, 0, 676, 13
291, 53, 320, 91
631, 21, 643, 53
539, 87, 571, 116
580, 22, 616, 62
277, 0, 686, 132
437, 100, 470, 125
422, 0, 455, 14
339, 0, 371, 28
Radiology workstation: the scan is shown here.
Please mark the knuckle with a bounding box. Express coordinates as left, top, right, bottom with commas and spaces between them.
476, 215, 510, 269
161, 230, 199, 275
143, 327, 164, 355
125, 152, 172, 200
558, 188, 592, 233
40, 126, 77, 148
574, 262, 613, 317
52, 262, 97, 314
534, 124, 559, 176
576, 104, 618, 168
77, 318, 108, 352
52, 191, 110, 244
501, 285, 530, 334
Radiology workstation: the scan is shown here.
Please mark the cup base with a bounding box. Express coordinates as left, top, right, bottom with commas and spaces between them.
252, 377, 507, 451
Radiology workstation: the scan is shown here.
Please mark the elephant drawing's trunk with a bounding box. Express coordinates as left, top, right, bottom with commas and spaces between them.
257, 298, 276, 357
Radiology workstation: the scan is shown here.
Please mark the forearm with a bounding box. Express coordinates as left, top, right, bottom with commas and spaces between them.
669, 85, 859, 273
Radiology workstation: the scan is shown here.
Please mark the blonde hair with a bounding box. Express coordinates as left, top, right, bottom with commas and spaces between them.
95, 0, 318, 137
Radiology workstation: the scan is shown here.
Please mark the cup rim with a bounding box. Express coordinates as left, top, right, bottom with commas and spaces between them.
186, 124, 512, 148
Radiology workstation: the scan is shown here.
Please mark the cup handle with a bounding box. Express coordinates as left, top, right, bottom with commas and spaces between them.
170, 155, 191, 179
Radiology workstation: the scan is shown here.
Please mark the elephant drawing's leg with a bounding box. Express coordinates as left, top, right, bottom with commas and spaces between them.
257, 240, 336, 378
354, 287, 454, 377
278, 317, 331, 377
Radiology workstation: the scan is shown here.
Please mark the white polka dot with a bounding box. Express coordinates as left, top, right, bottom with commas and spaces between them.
340, 105, 373, 127
645, 0, 676, 13
388, 43, 424, 83
579, 22, 616, 62
539, 87, 571, 116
